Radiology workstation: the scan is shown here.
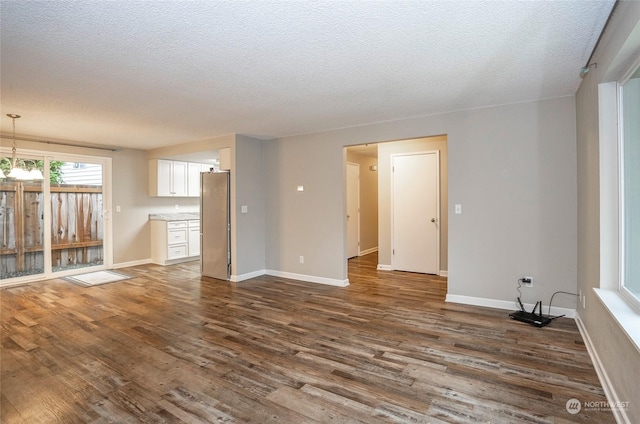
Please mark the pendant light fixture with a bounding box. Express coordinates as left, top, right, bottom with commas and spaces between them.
5, 114, 44, 180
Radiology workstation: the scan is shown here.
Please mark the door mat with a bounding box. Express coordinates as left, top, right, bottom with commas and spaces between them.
63, 270, 134, 287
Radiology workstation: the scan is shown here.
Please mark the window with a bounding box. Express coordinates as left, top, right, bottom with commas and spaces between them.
620, 63, 640, 309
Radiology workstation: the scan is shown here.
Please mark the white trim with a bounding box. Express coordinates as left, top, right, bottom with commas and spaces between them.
230, 269, 266, 282
359, 247, 378, 256
346, 162, 361, 260
377, 264, 392, 271
266, 270, 349, 287
617, 74, 640, 311
439, 270, 448, 277
112, 259, 152, 269
0, 263, 109, 288
599, 82, 620, 291
0, 275, 45, 288
151, 257, 198, 266
445, 294, 576, 318
575, 311, 632, 424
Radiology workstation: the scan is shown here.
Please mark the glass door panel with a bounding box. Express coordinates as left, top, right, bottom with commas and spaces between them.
50, 161, 104, 272
0, 157, 45, 279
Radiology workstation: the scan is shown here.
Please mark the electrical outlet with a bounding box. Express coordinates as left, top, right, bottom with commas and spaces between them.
522, 276, 533, 287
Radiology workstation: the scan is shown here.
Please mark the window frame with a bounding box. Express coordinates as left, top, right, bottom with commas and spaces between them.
617, 57, 640, 312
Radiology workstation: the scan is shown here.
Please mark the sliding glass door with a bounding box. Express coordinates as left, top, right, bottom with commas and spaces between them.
50, 161, 104, 272
0, 151, 111, 285
0, 155, 45, 279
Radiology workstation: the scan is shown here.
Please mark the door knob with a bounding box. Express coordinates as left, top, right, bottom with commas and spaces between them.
431, 218, 437, 223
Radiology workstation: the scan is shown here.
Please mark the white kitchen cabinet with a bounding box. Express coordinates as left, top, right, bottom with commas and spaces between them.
187, 162, 202, 197
172, 161, 188, 196
151, 220, 199, 265
188, 163, 217, 197
188, 220, 200, 257
149, 159, 188, 197
152, 159, 172, 196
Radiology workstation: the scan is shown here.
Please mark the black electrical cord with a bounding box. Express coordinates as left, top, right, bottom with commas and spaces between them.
516, 278, 524, 309
548, 291, 579, 317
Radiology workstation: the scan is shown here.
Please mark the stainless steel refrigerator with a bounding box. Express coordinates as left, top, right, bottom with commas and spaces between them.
200, 171, 230, 280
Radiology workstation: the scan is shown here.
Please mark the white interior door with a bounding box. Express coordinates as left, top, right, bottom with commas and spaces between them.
346, 162, 360, 258
392, 152, 439, 274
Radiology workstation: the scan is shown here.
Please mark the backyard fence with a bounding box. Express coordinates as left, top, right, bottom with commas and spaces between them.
0, 181, 103, 279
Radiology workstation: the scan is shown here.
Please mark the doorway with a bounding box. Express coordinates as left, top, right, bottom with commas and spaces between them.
346, 162, 360, 258
344, 135, 448, 277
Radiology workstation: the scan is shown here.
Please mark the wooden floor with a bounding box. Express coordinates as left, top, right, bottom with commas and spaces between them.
1, 254, 613, 423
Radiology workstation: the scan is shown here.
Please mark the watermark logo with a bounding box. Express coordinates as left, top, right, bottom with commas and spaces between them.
566, 398, 581, 415
566, 397, 630, 414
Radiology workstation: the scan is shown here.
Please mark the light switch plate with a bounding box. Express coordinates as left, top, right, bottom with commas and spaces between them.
455, 204, 462, 214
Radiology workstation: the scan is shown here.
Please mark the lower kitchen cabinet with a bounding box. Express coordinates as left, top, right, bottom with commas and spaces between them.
188, 220, 200, 257
151, 219, 200, 265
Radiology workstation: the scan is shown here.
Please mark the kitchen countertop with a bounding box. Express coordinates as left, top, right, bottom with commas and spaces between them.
149, 213, 200, 221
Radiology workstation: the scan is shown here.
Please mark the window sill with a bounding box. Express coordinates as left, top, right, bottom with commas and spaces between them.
593, 288, 640, 354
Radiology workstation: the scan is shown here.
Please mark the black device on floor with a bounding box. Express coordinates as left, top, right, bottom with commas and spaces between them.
509, 298, 553, 327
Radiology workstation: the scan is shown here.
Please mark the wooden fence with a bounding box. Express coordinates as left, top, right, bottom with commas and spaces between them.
0, 181, 103, 279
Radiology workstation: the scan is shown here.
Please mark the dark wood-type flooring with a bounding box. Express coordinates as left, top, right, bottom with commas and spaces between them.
1, 254, 613, 423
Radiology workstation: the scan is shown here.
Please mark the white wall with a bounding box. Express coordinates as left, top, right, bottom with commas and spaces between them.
575, 2, 640, 422
265, 95, 577, 308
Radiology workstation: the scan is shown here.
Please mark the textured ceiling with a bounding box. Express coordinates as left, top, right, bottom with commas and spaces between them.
0, 1, 614, 150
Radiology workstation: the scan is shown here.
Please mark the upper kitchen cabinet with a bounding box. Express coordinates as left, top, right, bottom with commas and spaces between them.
187, 162, 201, 197
187, 162, 213, 197
149, 159, 188, 197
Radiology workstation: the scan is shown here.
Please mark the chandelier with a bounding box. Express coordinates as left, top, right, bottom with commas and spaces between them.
1, 114, 44, 180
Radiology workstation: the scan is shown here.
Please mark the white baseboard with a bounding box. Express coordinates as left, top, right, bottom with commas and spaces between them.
575, 312, 631, 424
445, 294, 576, 318
359, 247, 378, 256
230, 269, 266, 282
220, 269, 351, 287
0, 259, 151, 288
112, 259, 152, 269
266, 270, 349, 287
376, 264, 446, 276
0, 277, 38, 288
